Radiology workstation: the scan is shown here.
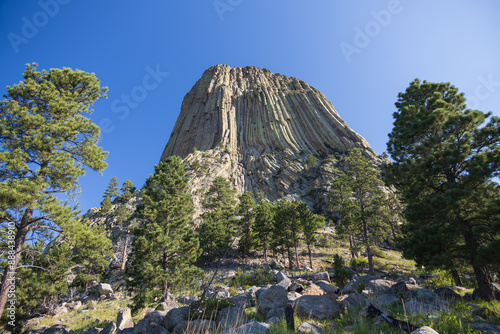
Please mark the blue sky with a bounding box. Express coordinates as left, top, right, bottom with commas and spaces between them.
1, 1, 499, 213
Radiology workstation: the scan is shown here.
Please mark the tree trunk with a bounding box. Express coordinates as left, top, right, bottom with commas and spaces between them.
366, 245, 375, 276
450, 268, 462, 287
349, 234, 358, 272
473, 262, 495, 301
263, 241, 268, 263
120, 237, 128, 271
307, 244, 313, 270
287, 247, 293, 270
294, 244, 300, 269
0, 209, 32, 317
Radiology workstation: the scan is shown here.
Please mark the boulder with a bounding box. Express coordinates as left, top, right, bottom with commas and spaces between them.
230, 291, 254, 308
80, 328, 100, 334
302, 283, 324, 296
471, 305, 499, 320
404, 300, 448, 315
164, 306, 190, 331
287, 291, 302, 303
470, 322, 500, 333
217, 305, 248, 329
341, 293, 367, 308
387, 281, 413, 299
98, 283, 114, 296
101, 321, 117, 334
315, 281, 340, 296
433, 287, 462, 302
117, 308, 134, 330
312, 271, 330, 282
365, 279, 395, 298
156, 301, 179, 312
256, 285, 288, 319
276, 275, 292, 290
133, 311, 168, 334
410, 326, 439, 334
288, 282, 304, 293
373, 294, 399, 306
297, 322, 323, 333
293, 295, 340, 320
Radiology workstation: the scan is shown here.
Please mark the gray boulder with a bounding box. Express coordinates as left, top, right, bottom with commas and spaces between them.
293, 295, 340, 320
302, 283, 324, 296
287, 291, 302, 303
365, 279, 395, 298
288, 282, 304, 293
98, 283, 114, 296
373, 294, 399, 306
433, 287, 462, 302
470, 322, 500, 333
341, 293, 367, 308
217, 305, 248, 329
410, 326, 439, 334
297, 322, 323, 333
132, 311, 168, 334
101, 321, 117, 334
156, 301, 179, 312
230, 291, 255, 308
228, 321, 270, 334
256, 285, 288, 319
404, 300, 449, 315
315, 281, 340, 296
312, 271, 330, 282
42, 325, 72, 334
117, 308, 134, 330
164, 306, 190, 331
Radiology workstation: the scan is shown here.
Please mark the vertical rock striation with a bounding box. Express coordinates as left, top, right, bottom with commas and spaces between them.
161, 65, 378, 219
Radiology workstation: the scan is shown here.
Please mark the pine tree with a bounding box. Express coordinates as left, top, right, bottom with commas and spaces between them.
0, 63, 107, 316
67, 219, 113, 292
103, 177, 119, 201
254, 193, 275, 263
118, 180, 135, 203
199, 176, 237, 259
237, 191, 256, 259
127, 157, 203, 312
299, 202, 325, 270
329, 148, 390, 275
385, 79, 500, 301
115, 204, 130, 227
273, 200, 302, 269
100, 195, 112, 214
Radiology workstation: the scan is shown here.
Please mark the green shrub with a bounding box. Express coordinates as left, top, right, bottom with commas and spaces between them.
332, 254, 352, 287
371, 247, 387, 258
188, 297, 233, 321
351, 257, 368, 268
232, 267, 274, 287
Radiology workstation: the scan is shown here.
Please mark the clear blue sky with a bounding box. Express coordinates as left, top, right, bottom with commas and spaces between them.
1, 1, 499, 214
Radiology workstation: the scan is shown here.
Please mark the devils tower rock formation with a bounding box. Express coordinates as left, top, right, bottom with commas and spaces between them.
161, 65, 378, 219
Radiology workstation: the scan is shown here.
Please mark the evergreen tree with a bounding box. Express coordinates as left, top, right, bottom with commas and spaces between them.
16, 241, 72, 319
0, 63, 107, 316
199, 176, 237, 259
127, 157, 203, 312
118, 180, 135, 203
273, 200, 302, 269
385, 79, 500, 301
329, 148, 390, 275
100, 195, 112, 214
254, 193, 275, 263
68, 220, 113, 292
115, 204, 130, 227
103, 177, 119, 201
299, 203, 325, 270
237, 191, 256, 259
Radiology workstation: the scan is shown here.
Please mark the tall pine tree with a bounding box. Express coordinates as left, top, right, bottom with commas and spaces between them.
386, 79, 500, 301
0, 64, 107, 316
103, 177, 119, 201
329, 148, 390, 275
237, 191, 256, 259
254, 193, 275, 263
127, 157, 203, 312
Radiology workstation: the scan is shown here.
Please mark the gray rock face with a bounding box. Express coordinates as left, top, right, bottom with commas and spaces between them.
470, 322, 500, 333
100, 321, 117, 334
133, 311, 168, 334
98, 283, 114, 296
160, 65, 377, 219
365, 279, 395, 298
172, 319, 215, 334
223, 321, 271, 334
293, 295, 340, 320
312, 272, 330, 282
256, 285, 288, 319
42, 325, 72, 334
276, 271, 292, 289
